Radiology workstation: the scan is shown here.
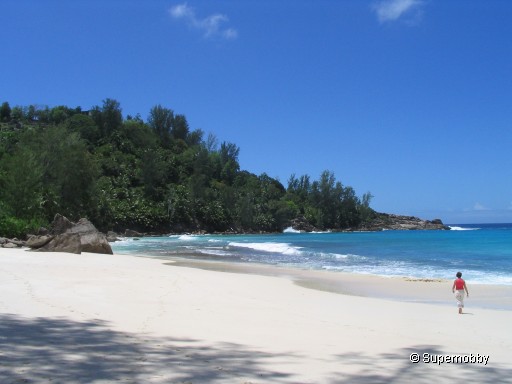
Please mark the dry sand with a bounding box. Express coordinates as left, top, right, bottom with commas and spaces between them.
1, 247, 511, 383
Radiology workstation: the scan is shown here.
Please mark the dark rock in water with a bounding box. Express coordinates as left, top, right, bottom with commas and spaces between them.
36, 233, 82, 254
107, 231, 120, 242
28, 214, 113, 254
124, 229, 143, 237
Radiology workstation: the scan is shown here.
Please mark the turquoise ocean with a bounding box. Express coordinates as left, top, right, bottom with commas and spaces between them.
111, 223, 512, 286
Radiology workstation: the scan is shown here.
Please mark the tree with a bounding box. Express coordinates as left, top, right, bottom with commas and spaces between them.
10, 106, 23, 121
0, 102, 11, 122
25, 105, 37, 121
66, 114, 100, 146
309, 170, 340, 228
139, 148, 167, 199
287, 174, 311, 210
338, 185, 360, 228
16, 124, 99, 220
219, 141, 240, 185
286, 170, 369, 230
171, 114, 189, 141
186, 128, 203, 147
91, 98, 123, 137
49, 105, 75, 125
205, 132, 218, 153
0, 99, 375, 234
0, 150, 43, 219
120, 119, 158, 154
148, 105, 173, 146
359, 191, 375, 225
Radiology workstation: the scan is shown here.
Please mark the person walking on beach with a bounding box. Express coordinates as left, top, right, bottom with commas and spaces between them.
452, 272, 469, 314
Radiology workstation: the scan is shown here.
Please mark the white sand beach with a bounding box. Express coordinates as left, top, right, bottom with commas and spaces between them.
1, 247, 511, 383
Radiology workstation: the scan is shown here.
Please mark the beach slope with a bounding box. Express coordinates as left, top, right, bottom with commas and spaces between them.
1, 248, 511, 383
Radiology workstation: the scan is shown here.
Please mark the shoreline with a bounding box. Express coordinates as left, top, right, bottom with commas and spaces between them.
2, 247, 512, 383
110, 226, 512, 288
161, 256, 512, 311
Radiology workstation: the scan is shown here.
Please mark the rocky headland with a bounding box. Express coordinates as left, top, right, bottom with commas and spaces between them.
1, 212, 450, 250
359, 213, 450, 231
288, 213, 449, 233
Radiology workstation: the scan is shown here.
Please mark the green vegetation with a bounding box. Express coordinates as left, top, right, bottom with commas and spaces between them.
0, 99, 376, 237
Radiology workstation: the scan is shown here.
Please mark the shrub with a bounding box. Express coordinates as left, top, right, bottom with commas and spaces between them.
0, 215, 47, 239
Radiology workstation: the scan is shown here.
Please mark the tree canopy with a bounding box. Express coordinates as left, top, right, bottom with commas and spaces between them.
0, 99, 375, 237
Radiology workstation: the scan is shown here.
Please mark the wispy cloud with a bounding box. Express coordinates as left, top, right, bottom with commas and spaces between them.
372, 0, 424, 24
472, 202, 490, 211
169, 3, 238, 40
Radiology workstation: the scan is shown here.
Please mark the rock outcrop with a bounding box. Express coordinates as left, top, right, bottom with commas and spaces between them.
0, 237, 26, 248
27, 214, 113, 254
287, 213, 450, 232
68, 218, 114, 254
107, 231, 120, 242
361, 213, 450, 231
124, 229, 144, 237
289, 216, 319, 233
35, 233, 82, 254
25, 235, 53, 248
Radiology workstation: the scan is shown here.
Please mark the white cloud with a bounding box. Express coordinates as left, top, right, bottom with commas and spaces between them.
372, 0, 424, 23
462, 202, 490, 212
169, 3, 238, 40
472, 202, 489, 211
170, 3, 193, 18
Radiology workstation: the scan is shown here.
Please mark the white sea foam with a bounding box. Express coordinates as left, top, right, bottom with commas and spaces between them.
316, 252, 362, 260
197, 248, 232, 257
113, 237, 131, 243
449, 226, 480, 231
178, 234, 200, 241
459, 270, 512, 285
320, 263, 512, 285
471, 277, 512, 285
228, 242, 303, 255
283, 226, 301, 233
111, 237, 143, 246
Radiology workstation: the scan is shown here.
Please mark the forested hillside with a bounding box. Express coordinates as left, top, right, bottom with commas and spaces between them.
0, 99, 375, 237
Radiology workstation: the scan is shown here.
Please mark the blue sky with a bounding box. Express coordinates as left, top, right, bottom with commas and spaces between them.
2, 0, 511, 224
